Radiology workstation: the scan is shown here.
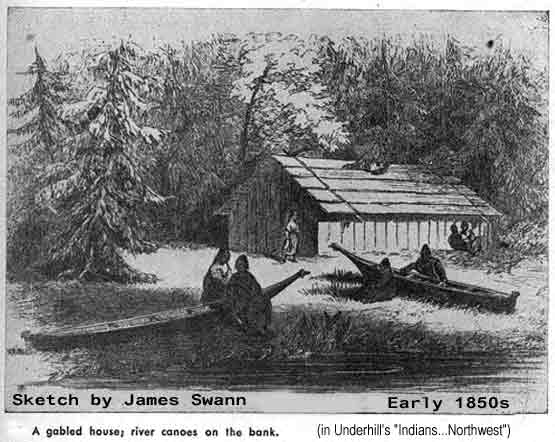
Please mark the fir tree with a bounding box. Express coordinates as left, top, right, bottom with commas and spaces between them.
43, 41, 165, 282
8, 46, 67, 161
7, 46, 68, 277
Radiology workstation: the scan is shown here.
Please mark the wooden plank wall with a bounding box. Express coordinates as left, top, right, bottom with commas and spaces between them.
229, 194, 248, 252
229, 159, 319, 257
319, 218, 492, 254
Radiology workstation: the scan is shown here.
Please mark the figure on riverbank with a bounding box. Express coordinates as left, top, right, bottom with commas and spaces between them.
460, 221, 481, 254
448, 223, 468, 251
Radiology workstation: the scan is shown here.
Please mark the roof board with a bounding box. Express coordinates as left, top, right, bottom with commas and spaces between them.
273, 155, 501, 217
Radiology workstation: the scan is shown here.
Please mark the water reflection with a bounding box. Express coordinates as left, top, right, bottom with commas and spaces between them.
21, 325, 547, 396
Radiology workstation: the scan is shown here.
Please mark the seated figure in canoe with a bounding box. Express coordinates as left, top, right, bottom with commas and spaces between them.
201, 248, 232, 310
400, 244, 448, 284
226, 254, 271, 336
358, 258, 396, 302
226, 254, 310, 336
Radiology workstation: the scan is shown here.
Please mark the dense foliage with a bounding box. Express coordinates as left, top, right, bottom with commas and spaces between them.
319, 36, 548, 220
7, 34, 548, 281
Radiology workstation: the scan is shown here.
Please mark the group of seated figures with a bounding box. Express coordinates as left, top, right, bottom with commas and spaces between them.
447, 221, 482, 254
201, 249, 311, 337
201, 249, 272, 336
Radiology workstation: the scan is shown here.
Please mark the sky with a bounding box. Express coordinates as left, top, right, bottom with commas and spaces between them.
6, 8, 549, 97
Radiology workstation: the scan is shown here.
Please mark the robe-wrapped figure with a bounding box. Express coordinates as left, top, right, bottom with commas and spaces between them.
400, 244, 447, 283
201, 249, 231, 307
226, 255, 271, 335
368, 258, 397, 302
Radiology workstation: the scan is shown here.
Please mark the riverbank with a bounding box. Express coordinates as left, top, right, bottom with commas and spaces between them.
7, 245, 547, 356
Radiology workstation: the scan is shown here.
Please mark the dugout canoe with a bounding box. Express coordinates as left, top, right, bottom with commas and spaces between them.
22, 269, 309, 350
330, 243, 519, 314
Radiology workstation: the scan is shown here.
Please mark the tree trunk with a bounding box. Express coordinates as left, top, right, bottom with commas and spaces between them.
381, 39, 390, 124
239, 64, 271, 164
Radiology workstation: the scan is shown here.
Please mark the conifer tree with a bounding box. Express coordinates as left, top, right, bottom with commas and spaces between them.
7, 46, 68, 276
8, 46, 67, 161
42, 42, 165, 282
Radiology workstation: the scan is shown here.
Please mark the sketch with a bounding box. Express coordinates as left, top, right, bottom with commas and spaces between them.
4, 9, 548, 413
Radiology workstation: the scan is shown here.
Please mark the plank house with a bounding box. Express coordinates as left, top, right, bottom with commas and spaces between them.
216, 155, 502, 257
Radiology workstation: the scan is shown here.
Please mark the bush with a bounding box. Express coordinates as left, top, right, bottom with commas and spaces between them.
500, 221, 547, 256
6, 211, 60, 281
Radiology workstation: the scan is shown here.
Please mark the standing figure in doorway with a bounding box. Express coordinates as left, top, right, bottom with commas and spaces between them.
282, 211, 300, 262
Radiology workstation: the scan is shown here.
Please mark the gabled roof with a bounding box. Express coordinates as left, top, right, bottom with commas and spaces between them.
272, 155, 502, 217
